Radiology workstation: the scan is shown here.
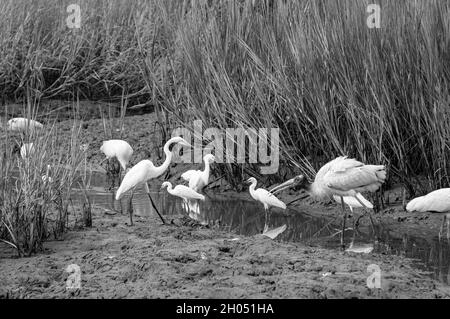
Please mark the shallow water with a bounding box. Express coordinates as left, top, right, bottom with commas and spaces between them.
73, 171, 450, 285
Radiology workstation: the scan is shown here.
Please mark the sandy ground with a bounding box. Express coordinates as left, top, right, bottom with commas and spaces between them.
1, 100, 450, 298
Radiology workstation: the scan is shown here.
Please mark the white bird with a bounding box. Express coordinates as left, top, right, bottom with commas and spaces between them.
7, 118, 43, 132
100, 140, 133, 171
406, 188, 450, 239
270, 156, 386, 248
181, 154, 215, 191
161, 182, 205, 201
247, 177, 287, 232
115, 136, 191, 224
181, 154, 215, 215
20, 143, 35, 159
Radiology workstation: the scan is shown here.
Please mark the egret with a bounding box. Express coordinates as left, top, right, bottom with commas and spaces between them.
7, 118, 43, 132
115, 136, 191, 225
100, 140, 133, 171
181, 154, 215, 191
20, 143, 35, 159
406, 188, 450, 239
246, 177, 287, 231
269, 156, 386, 248
161, 182, 205, 202
181, 154, 215, 215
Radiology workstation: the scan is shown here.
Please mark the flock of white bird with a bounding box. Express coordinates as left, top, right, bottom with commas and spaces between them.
5, 117, 450, 246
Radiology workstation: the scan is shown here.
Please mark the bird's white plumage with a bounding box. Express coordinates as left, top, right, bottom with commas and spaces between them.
312, 156, 386, 199
161, 182, 205, 201
20, 143, 35, 159
406, 188, 450, 213
181, 154, 215, 191
100, 139, 133, 170
115, 160, 154, 200
115, 137, 191, 200
248, 177, 286, 210
7, 118, 43, 132
333, 193, 373, 211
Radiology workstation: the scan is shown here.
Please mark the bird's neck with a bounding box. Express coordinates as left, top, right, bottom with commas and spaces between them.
249, 182, 257, 198
203, 160, 210, 179
154, 142, 174, 177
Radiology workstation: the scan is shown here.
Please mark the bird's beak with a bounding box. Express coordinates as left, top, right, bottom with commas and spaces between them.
180, 140, 191, 147
245, 178, 252, 184
269, 177, 298, 195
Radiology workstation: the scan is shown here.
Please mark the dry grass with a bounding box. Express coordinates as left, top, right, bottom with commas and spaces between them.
1, 0, 450, 194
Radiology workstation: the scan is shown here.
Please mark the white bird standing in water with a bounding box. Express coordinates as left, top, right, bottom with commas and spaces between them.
270, 156, 386, 248
115, 136, 191, 224
181, 154, 215, 191
100, 140, 133, 171
161, 182, 205, 201
247, 177, 287, 232
7, 118, 43, 132
181, 154, 215, 215
406, 188, 450, 239
20, 143, 35, 159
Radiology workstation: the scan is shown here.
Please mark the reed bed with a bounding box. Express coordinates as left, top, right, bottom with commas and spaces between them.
1, 0, 450, 194
0, 102, 88, 256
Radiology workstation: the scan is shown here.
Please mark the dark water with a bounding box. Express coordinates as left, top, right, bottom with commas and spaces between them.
72, 171, 450, 285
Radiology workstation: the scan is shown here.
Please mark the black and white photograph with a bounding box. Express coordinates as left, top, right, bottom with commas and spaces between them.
1, 0, 450, 304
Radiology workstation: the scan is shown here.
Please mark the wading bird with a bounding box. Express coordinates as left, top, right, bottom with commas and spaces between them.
181, 154, 215, 191
115, 136, 191, 225
161, 182, 205, 202
20, 143, 35, 159
406, 188, 450, 239
247, 177, 287, 231
181, 154, 215, 215
269, 156, 386, 248
7, 118, 43, 132
100, 140, 133, 171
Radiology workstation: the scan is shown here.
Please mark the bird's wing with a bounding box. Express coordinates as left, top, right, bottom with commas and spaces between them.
116, 160, 153, 199
174, 185, 205, 200
321, 158, 385, 193
255, 188, 287, 210
406, 188, 450, 212
181, 170, 199, 182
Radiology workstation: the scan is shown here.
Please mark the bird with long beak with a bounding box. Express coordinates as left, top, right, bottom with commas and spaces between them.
269, 157, 386, 248
115, 136, 191, 225
246, 177, 287, 232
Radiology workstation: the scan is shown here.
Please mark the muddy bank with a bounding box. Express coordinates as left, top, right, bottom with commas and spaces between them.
0, 208, 449, 299
2, 102, 450, 298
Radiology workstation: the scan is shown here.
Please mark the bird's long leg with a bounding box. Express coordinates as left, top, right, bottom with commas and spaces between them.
354, 196, 378, 239
340, 196, 346, 249
128, 189, 134, 226
263, 208, 269, 233
145, 182, 166, 224
447, 215, 450, 241
439, 215, 446, 240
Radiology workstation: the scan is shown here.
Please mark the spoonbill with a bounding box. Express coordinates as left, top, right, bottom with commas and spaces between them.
406, 188, 450, 239
115, 136, 191, 224
269, 156, 386, 248
100, 140, 133, 171
20, 143, 35, 159
246, 177, 287, 231
7, 118, 43, 132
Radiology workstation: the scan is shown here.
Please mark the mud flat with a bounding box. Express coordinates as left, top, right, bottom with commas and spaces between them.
0, 207, 449, 299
